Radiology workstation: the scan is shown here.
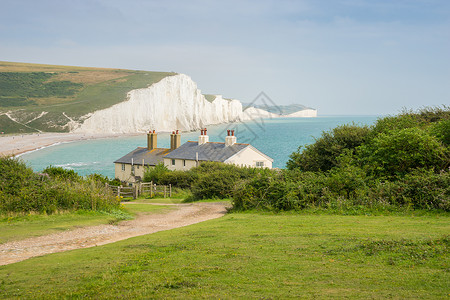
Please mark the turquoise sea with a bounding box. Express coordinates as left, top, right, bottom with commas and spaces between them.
21, 116, 379, 178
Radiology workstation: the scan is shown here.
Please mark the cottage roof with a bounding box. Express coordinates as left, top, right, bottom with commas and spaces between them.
163, 141, 249, 162
114, 147, 170, 166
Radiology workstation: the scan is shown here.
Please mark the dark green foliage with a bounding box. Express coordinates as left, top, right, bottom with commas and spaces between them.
286, 124, 370, 171
189, 162, 262, 200
359, 127, 448, 178
87, 173, 121, 186
143, 161, 260, 200
0, 157, 120, 214
369, 169, 450, 211
0, 72, 83, 101
143, 162, 170, 184
158, 171, 196, 189
43, 166, 81, 181
431, 119, 450, 146
235, 106, 450, 212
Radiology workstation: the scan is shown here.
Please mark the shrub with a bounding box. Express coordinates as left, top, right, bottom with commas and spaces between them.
358, 127, 448, 178
143, 162, 170, 184
286, 124, 370, 172
0, 157, 119, 214
369, 169, 450, 210
43, 166, 81, 181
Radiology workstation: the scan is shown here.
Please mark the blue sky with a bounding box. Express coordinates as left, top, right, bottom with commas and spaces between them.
1, 0, 449, 115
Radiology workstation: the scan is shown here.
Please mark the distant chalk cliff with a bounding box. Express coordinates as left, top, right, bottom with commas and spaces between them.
73, 74, 316, 134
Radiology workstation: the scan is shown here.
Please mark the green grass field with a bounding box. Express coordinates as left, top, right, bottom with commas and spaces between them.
0, 209, 448, 299
0, 61, 176, 133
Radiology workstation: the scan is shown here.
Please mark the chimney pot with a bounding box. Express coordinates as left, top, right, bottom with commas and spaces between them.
176, 130, 179, 134
231, 130, 235, 136
172, 131, 175, 134
153, 130, 155, 133
204, 128, 207, 135
227, 129, 230, 136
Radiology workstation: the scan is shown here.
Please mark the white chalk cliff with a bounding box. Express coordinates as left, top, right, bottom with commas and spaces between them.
74, 74, 316, 134
284, 109, 317, 118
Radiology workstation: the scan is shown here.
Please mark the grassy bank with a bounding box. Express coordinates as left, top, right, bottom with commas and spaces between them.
0, 211, 448, 298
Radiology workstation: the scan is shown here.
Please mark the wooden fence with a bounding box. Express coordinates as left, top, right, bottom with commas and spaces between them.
106, 182, 172, 199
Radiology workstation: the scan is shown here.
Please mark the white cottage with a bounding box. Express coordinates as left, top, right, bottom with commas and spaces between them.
163, 129, 273, 171
114, 129, 273, 182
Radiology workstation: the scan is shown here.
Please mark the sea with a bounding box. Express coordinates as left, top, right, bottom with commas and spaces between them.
20, 116, 379, 178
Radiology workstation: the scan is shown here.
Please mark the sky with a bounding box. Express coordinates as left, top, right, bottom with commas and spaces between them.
1, 0, 449, 115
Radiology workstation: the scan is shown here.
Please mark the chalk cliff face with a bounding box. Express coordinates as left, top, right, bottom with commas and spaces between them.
74, 74, 244, 133
73, 73, 317, 134
284, 109, 317, 118
241, 107, 281, 121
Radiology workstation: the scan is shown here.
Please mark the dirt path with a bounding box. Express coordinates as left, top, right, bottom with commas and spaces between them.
0, 202, 228, 266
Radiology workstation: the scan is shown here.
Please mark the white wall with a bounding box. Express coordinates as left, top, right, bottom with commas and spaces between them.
164, 158, 198, 171
224, 147, 272, 168
114, 163, 149, 182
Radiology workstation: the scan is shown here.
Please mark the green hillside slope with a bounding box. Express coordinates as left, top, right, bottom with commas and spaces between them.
0, 61, 176, 133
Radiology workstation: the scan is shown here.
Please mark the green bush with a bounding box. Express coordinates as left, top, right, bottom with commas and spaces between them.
0, 157, 120, 214
233, 106, 450, 212
286, 124, 370, 172
143, 162, 169, 184
369, 169, 450, 210
191, 162, 245, 200
430, 119, 450, 146
359, 127, 448, 178
43, 166, 81, 181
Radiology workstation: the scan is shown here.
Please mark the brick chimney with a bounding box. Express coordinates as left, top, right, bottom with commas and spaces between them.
147, 130, 157, 150
225, 129, 237, 146
170, 130, 181, 150
199, 128, 209, 145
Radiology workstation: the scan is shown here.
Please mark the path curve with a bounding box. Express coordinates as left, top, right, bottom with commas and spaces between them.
0, 202, 228, 265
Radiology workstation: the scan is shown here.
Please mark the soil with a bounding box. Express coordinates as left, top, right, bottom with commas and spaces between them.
0, 202, 228, 266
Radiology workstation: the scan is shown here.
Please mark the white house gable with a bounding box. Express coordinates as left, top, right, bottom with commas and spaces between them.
224, 146, 273, 168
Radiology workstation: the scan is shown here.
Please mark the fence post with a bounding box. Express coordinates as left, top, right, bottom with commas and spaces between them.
164, 185, 167, 198
169, 184, 172, 197
118, 186, 122, 198
150, 181, 153, 198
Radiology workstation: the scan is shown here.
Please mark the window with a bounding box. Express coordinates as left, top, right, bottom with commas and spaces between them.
183, 160, 186, 167
256, 161, 264, 167
121, 164, 125, 171
172, 159, 176, 165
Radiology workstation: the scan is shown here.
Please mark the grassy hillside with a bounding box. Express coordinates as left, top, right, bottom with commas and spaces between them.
0, 61, 176, 133
0, 211, 448, 298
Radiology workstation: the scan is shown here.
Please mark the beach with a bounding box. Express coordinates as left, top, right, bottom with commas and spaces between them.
0, 132, 124, 157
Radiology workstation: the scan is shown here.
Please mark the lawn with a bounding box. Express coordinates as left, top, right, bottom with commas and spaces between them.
0, 211, 448, 299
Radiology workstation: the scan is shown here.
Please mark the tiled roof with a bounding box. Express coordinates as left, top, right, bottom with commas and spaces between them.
114, 147, 170, 166
163, 141, 249, 162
